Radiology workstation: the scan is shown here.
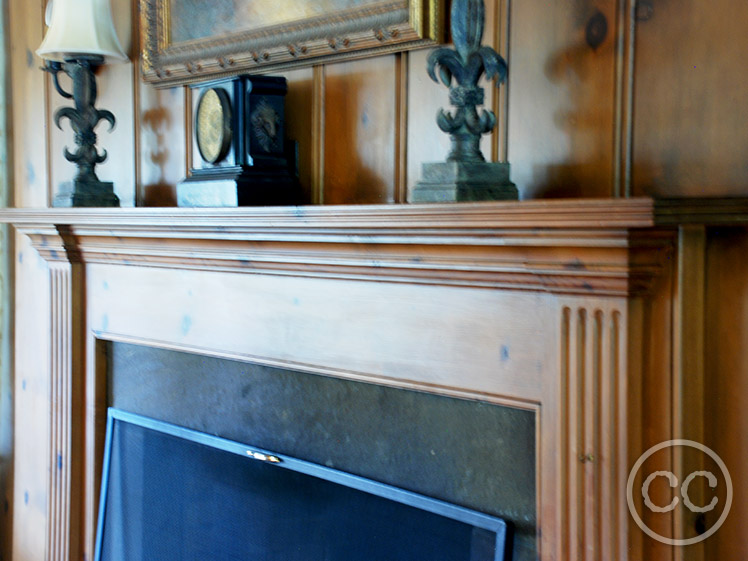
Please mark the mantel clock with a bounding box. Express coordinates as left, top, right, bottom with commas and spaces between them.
178, 75, 301, 207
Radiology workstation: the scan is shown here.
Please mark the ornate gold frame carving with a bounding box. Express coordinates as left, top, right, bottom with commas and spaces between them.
140, 0, 444, 87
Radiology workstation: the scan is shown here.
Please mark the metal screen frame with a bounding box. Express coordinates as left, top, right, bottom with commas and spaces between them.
95, 407, 510, 561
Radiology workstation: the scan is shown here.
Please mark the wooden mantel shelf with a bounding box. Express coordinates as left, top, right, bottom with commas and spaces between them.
1, 197, 746, 297
1, 197, 747, 230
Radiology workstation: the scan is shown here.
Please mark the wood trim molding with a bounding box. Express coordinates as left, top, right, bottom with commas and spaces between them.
394, 51, 409, 203
47, 262, 75, 561
493, 0, 511, 163
652, 198, 748, 225
311, 65, 325, 204
559, 305, 626, 560
673, 225, 706, 558
4, 198, 748, 229
0, 199, 691, 297
23, 228, 84, 561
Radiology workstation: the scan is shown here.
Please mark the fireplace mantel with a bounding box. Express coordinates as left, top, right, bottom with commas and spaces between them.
3, 198, 746, 561
5, 197, 742, 295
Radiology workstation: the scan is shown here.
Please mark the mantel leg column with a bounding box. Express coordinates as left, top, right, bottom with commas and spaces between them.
46, 259, 83, 561
554, 301, 630, 561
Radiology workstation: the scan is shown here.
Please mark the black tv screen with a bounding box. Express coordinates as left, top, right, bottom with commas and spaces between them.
95, 408, 510, 561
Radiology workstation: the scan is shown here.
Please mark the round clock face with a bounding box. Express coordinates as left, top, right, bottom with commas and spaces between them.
195, 88, 232, 164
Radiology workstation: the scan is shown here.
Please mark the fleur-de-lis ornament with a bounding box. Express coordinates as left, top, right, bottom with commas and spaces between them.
50, 59, 116, 186
427, 0, 507, 163
43, 57, 120, 206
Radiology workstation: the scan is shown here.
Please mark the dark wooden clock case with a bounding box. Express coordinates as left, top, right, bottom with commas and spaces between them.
177, 75, 302, 207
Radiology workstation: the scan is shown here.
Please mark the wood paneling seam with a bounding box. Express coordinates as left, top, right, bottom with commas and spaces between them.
42, 0, 52, 208
132, 0, 142, 205
613, 0, 636, 198
623, 0, 636, 197
560, 306, 571, 561
592, 311, 603, 559
312, 65, 325, 204
47, 264, 72, 561
493, 0, 511, 162
395, 52, 408, 203
184, 86, 193, 179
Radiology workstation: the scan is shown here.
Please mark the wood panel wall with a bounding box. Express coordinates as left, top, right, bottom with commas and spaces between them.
4, 0, 748, 560
633, 1, 748, 196
8, 3, 49, 560
704, 228, 748, 560
9, 0, 748, 206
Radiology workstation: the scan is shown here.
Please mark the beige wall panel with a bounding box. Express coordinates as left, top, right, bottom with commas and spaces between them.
278, 67, 314, 204
95, 0, 136, 206
86, 263, 551, 402
9, 1, 48, 207
323, 56, 397, 204
138, 85, 186, 206
638, 256, 675, 559
704, 228, 748, 560
95, 58, 137, 206
48, 87, 75, 203
406, 0, 499, 197
633, 1, 748, 197
12, 233, 51, 561
507, 0, 617, 199
405, 48, 452, 196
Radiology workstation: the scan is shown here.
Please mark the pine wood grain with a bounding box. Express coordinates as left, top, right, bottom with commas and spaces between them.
279, 67, 315, 204
704, 228, 748, 561
8, 4, 53, 561
9, 0, 47, 207
405, 48, 451, 197
0, 201, 682, 561
95, 0, 136, 205
632, 0, 748, 196
507, 0, 619, 199
138, 86, 186, 206
323, 56, 397, 204
12, 232, 51, 561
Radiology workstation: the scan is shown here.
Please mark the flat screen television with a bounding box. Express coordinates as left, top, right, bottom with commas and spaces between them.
95, 408, 511, 561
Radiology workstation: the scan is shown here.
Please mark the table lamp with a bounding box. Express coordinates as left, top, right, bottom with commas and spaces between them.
37, 0, 127, 207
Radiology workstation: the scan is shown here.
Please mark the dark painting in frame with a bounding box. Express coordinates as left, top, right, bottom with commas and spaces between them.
140, 0, 444, 87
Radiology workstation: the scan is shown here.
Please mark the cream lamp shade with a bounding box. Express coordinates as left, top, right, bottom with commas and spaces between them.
37, 0, 127, 62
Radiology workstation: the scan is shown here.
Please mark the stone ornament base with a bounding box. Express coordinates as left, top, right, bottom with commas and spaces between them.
177, 171, 303, 207
410, 161, 518, 203
53, 180, 120, 207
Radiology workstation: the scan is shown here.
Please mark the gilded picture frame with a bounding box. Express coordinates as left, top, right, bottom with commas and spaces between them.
140, 0, 444, 87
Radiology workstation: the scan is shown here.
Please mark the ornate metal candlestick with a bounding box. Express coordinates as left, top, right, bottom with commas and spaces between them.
411, 0, 517, 202
44, 57, 120, 207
